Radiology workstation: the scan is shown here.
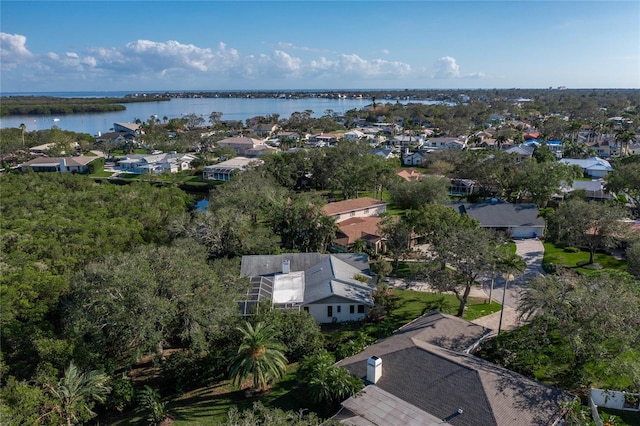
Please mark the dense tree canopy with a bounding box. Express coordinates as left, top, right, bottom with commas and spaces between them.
0, 173, 192, 379
65, 240, 244, 365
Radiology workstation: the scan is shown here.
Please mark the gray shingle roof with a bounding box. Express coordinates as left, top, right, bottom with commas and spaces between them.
240, 253, 373, 305
336, 313, 575, 426
449, 200, 545, 228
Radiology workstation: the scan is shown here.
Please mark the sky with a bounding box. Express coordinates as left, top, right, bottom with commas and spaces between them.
1, 1, 639, 92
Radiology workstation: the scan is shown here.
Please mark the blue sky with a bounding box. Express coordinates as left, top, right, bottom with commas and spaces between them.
1, 1, 639, 92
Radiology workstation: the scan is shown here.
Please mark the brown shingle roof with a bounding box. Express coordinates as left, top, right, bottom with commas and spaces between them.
336, 217, 383, 246
322, 197, 386, 216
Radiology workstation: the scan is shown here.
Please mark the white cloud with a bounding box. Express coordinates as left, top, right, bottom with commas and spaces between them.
310, 54, 411, 78
433, 56, 485, 79
1, 34, 415, 89
0, 32, 33, 69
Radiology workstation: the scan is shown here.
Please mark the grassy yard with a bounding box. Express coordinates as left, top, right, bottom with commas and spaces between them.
542, 242, 627, 275
109, 366, 306, 426
109, 288, 500, 425
88, 169, 114, 178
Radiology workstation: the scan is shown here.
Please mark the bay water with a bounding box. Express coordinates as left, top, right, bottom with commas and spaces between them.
0, 93, 443, 136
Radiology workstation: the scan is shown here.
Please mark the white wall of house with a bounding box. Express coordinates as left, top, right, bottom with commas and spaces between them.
305, 301, 368, 323
334, 205, 387, 223
510, 226, 544, 239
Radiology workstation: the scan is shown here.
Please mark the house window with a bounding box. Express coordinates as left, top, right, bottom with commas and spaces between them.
337, 306, 341, 313
350, 305, 355, 314
327, 306, 333, 317
350, 211, 355, 217
357, 305, 365, 314
364, 208, 369, 214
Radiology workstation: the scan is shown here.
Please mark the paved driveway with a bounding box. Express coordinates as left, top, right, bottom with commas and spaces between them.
482, 238, 545, 309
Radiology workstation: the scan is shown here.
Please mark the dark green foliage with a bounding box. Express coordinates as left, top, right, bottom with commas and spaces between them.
0, 96, 169, 116
64, 240, 242, 365
0, 173, 192, 379
229, 322, 288, 392
389, 175, 450, 209
481, 272, 640, 391
296, 351, 363, 411
250, 309, 324, 362
136, 385, 168, 425
223, 402, 343, 426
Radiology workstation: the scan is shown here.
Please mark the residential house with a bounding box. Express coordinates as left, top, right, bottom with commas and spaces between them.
252, 123, 278, 137
425, 137, 466, 150
217, 136, 267, 157
343, 129, 366, 141
370, 148, 396, 160
116, 152, 197, 174
334, 217, 384, 254
336, 311, 575, 426
391, 135, 424, 148
402, 149, 432, 167
322, 197, 387, 223
396, 168, 424, 182
449, 178, 477, 196
202, 156, 262, 181
29, 142, 80, 155
556, 179, 614, 201
238, 253, 375, 323
95, 131, 135, 145
113, 122, 140, 135
503, 144, 535, 162
21, 156, 96, 173
309, 133, 342, 146
559, 157, 612, 178
450, 199, 545, 238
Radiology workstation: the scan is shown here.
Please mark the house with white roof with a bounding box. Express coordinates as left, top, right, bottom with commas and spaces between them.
117, 152, 196, 174
239, 253, 375, 323
559, 157, 612, 178
202, 156, 262, 181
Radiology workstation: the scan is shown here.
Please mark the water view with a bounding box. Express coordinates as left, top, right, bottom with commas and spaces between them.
0, 95, 445, 136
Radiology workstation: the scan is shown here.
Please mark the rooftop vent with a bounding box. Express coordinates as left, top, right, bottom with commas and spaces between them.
366, 356, 382, 384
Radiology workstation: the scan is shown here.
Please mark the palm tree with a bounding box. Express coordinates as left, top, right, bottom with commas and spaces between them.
19, 123, 26, 147
230, 322, 287, 393
495, 251, 526, 335
297, 350, 363, 408
615, 129, 636, 157
41, 361, 111, 426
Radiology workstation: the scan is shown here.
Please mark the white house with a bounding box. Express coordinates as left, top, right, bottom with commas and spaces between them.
343, 129, 366, 141
202, 156, 262, 181
322, 197, 387, 223
117, 152, 196, 174
239, 253, 374, 324
559, 157, 612, 178
21, 156, 96, 173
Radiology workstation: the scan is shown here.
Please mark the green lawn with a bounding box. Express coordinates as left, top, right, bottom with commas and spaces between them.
88, 170, 114, 178
542, 242, 627, 275
108, 288, 500, 425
